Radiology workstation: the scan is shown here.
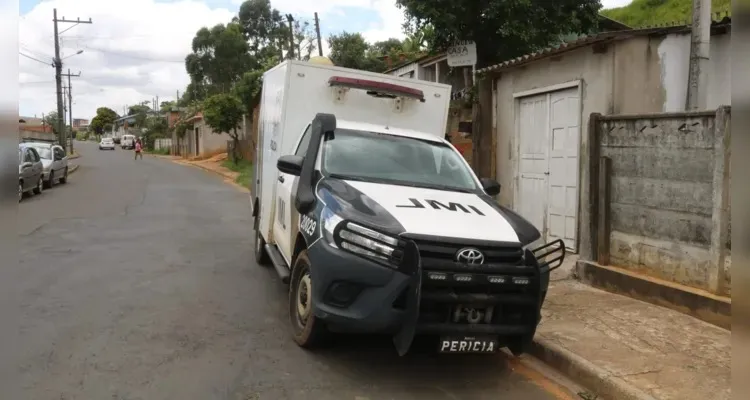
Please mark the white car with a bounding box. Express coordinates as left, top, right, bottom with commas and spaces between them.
99, 137, 116, 150
24, 142, 69, 188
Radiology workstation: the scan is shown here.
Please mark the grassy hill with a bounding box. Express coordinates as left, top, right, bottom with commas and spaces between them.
601, 0, 731, 28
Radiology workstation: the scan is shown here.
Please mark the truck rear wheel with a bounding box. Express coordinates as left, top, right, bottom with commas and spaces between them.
254, 231, 270, 266
289, 250, 329, 348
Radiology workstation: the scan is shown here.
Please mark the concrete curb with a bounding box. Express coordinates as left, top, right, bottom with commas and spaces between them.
172, 159, 250, 194
68, 164, 80, 175
529, 337, 658, 400
68, 153, 81, 160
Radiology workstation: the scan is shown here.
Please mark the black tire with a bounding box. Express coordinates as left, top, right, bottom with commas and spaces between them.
289, 250, 329, 349
45, 171, 54, 189
33, 177, 43, 195
254, 231, 271, 266
18, 182, 23, 202
59, 168, 68, 184
508, 335, 532, 357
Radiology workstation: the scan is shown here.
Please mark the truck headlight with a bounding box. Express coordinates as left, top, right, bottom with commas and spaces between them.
321, 207, 344, 248
336, 221, 399, 263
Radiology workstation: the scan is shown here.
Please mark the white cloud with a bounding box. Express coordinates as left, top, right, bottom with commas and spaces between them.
19, 0, 408, 120
19, 0, 235, 120
2, 0, 19, 112
359, 0, 407, 43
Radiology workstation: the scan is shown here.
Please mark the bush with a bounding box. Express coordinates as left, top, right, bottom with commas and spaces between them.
221, 158, 253, 188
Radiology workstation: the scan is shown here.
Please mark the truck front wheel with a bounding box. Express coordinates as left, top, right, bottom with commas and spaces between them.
289, 250, 329, 348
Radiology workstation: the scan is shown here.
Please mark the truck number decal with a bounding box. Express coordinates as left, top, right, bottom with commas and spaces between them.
300, 214, 317, 237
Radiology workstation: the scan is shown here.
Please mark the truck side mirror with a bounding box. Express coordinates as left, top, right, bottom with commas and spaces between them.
277, 155, 303, 176
295, 113, 337, 214
480, 178, 501, 196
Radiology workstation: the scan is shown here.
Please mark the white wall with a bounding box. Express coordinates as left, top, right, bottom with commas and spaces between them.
387, 63, 417, 78
658, 31, 732, 111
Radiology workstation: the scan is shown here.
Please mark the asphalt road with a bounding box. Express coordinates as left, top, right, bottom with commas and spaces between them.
14, 140, 570, 400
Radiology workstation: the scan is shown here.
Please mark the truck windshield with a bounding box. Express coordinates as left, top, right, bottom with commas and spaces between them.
321, 129, 479, 192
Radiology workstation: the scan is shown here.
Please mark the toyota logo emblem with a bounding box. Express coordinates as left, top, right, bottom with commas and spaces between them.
456, 248, 485, 264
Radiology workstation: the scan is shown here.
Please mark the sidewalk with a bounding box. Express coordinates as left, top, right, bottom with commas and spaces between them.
165, 153, 250, 193
530, 280, 730, 400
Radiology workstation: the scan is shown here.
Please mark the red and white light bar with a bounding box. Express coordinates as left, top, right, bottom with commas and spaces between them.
328, 76, 426, 102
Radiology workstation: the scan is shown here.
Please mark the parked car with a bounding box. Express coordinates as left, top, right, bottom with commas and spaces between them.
99, 137, 115, 150
121, 134, 136, 149
25, 142, 69, 188
18, 143, 44, 201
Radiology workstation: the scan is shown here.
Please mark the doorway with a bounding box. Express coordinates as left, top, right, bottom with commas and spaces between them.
514, 84, 581, 251
194, 127, 200, 156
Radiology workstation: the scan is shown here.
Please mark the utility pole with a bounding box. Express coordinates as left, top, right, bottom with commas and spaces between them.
62, 69, 80, 153
286, 14, 295, 59
314, 12, 323, 56
686, 0, 711, 110
53, 8, 92, 147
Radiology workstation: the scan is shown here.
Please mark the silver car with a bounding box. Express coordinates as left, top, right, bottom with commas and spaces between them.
18, 143, 44, 201
25, 142, 69, 188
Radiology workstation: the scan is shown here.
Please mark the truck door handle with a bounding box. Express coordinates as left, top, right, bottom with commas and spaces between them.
278, 176, 285, 183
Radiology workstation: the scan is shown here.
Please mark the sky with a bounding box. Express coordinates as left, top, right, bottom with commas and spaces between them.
17, 0, 634, 121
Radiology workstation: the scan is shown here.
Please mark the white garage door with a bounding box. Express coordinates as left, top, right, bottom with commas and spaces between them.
515, 87, 580, 251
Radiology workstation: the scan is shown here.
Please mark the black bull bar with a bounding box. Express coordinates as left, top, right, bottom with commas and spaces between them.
392, 239, 566, 356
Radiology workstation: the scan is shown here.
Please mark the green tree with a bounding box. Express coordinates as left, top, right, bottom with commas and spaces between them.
396, 0, 602, 67
142, 114, 169, 150
89, 107, 120, 137
328, 32, 386, 72
235, 0, 287, 64
402, 24, 434, 54
232, 69, 265, 151
371, 38, 405, 58
233, 70, 264, 111
288, 17, 317, 61
158, 100, 177, 112
128, 103, 152, 129
44, 111, 62, 135
202, 93, 245, 163
184, 22, 252, 100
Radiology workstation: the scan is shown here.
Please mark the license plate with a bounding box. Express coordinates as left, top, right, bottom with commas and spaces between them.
439, 336, 498, 353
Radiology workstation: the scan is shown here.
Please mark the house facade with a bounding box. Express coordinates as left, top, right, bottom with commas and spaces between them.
183, 112, 234, 158
474, 18, 731, 255
384, 53, 475, 100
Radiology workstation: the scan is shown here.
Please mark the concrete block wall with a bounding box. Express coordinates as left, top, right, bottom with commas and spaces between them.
596, 108, 731, 295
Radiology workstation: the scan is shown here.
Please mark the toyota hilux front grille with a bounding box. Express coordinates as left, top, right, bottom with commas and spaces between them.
391, 234, 542, 337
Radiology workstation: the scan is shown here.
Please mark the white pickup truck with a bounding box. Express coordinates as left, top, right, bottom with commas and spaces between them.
251, 59, 565, 356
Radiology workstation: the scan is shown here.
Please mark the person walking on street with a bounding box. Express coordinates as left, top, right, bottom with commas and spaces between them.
134, 138, 143, 160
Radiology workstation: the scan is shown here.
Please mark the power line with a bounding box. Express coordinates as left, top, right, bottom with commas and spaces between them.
19, 52, 53, 66
20, 43, 53, 60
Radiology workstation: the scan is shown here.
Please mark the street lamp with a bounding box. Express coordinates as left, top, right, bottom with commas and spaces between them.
61, 50, 84, 60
